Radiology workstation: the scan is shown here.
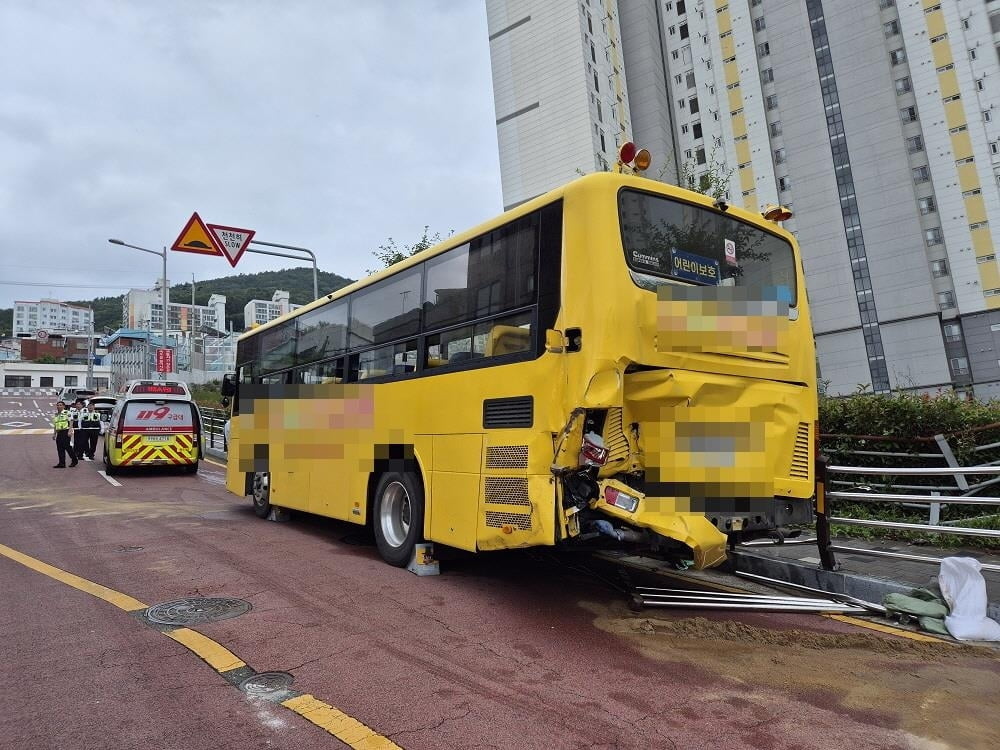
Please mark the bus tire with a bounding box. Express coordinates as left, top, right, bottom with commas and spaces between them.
373, 471, 424, 567
252, 471, 271, 518
104, 452, 118, 476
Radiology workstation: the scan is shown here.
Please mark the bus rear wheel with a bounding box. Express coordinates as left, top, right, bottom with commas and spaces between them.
373, 471, 424, 567
252, 472, 271, 518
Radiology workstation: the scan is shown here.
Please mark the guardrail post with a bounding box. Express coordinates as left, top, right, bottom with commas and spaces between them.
815, 454, 838, 571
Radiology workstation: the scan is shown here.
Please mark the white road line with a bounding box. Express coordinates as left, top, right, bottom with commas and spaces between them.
98, 471, 123, 487
33, 400, 41, 410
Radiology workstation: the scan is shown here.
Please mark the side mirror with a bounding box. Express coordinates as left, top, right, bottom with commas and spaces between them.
220, 373, 237, 397
221, 397, 230, 408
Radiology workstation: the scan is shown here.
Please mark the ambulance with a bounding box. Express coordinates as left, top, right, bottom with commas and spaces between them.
103, 381, 202, 474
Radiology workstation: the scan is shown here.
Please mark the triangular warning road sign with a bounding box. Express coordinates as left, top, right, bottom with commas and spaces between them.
171, 212, 223, 256
206, 223, 256, 268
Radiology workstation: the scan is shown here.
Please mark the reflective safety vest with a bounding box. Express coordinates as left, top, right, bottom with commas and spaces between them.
80, 412, 102, 429
68, 408, 81, 428
52, 412, 70, 431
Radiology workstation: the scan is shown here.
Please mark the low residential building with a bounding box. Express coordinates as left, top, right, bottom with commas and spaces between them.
19, 334, 101, 365
0, 362, 111, 391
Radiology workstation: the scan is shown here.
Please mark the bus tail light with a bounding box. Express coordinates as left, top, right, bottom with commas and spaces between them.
604, 486, 639, 513
580, 432, 609, 466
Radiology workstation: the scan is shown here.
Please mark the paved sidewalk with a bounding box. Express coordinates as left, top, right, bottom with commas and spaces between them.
733, 535, 1000, 622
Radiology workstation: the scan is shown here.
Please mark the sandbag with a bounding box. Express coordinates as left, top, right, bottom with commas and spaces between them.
938, 557, 1000, 642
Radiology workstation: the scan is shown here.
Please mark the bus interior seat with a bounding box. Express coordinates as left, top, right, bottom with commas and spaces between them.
449, 350, 483, 363
486, 325, 531, 356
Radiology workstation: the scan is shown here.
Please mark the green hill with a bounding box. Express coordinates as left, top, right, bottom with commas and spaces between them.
1, 267, 354, 337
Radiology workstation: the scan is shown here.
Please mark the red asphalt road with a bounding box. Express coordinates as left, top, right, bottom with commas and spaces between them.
1, 434, 998, 750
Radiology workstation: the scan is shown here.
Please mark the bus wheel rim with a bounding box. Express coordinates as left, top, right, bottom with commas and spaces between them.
253, 473, 269, 506
380, 481, 410, 548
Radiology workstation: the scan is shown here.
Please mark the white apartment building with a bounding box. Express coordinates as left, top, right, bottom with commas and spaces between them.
486, 0, 1000, 397
122, 280, 228, 338
12, 299, 93, 338
243, 290, 300, 329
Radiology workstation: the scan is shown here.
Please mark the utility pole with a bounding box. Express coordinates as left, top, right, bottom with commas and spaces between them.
86, 307, 95, 389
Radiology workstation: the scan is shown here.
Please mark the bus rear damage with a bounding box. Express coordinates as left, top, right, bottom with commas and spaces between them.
552, 367, 816, 569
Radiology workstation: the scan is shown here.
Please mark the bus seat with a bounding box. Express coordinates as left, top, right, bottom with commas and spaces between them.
486, 325, 531, 356
449, 350, 475, 362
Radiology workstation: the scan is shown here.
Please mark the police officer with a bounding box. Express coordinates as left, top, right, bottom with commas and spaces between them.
52, 401, 77, 468
79, 401, 102, 461
70, 398, 87, 463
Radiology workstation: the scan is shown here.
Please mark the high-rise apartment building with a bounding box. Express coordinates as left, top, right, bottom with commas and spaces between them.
12, 299, 93, 338
122, 280, 228, 338
486, 0, 1000, 397
243, 290, 300, 330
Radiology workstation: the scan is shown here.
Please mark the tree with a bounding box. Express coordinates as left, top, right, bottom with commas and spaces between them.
367, 226, 453, 274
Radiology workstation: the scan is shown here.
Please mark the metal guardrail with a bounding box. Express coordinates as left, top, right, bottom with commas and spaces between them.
200, 406, 228, 452
818, 460, 1000, 571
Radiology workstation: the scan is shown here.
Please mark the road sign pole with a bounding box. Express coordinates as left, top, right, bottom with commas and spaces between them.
246, 241, 319, 300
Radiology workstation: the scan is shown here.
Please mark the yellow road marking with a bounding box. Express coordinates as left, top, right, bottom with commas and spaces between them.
165, 628, 246, 672
283, 695, 403, 749
0, 542, 147, 612
0, 541, 404, 748
203, 458, 227, 469
825, 614, 951, 643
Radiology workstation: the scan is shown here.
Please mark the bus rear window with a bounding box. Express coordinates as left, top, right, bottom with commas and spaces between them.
122, 401, 195, 432
618, 189, 797, 305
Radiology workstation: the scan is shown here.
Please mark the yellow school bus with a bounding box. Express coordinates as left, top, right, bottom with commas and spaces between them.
224, 169, 816, 569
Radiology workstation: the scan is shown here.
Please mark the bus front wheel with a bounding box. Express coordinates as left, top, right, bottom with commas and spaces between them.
373, 471, 424, 567
252, 472, 271, 518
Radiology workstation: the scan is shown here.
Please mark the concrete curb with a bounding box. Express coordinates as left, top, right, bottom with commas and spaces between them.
204, 446, 227, 463
731, 549, 1000, 623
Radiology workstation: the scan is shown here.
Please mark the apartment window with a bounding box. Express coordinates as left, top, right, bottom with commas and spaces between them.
597, 100, 603, 122
593, 72, 599, 91
912, 165, 930, 183
672, 49, 680, 60
950, 356, 969, 375
679, 98, 686, 108
943, 322, 962, 342
669, 24, 676, 35
677, 0, 686, 14
674, 73, 682, 83
774, 148, 786, 164
692, 122, 702, 139
938, 291, 956, 310
931, 259, 949, 277
977, 78, 986, 91
992, 142, 1000, 155
779, 176, 792, 192
769, 120, 782, 136
600, 131, 606, 152
761, 67, 773, 84
696, 148, 706, 165
884, 20, 899, 36
919, 196, 936, 214
895, 76, 911, 94
591, 42, 596, 62
900, 106, 917, 123
685, 149, 693, 159
890, 48, 906, 66
689, 97, 699, 114
879, 0, 895, 7
970, 48, 977, 61
680, 23, 689, 39
758, 42, 770, 57
754, 17, 766, 31
766, 94, 778, 110
681, 124, 689, 134
686, 70, 696, 88
752, 0, 763, 6
986, 110, 993, 123
907, 135, 924, 153
925, 227, 943, 246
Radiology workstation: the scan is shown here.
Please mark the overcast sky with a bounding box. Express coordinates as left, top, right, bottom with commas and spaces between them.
0, 0, 501, 310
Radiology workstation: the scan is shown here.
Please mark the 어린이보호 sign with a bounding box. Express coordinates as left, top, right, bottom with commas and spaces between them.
670, 247, 720, 285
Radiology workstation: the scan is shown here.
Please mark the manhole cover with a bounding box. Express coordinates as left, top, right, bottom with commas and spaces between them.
239, 671, 295, 696
145, 597, 252, 626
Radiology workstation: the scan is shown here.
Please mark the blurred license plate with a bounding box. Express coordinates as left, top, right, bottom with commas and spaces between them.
144, 436, 171, 443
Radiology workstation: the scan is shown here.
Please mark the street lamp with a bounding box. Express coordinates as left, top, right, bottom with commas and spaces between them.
109, 239, 168, 378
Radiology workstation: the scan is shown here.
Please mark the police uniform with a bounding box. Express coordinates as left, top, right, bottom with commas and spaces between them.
70, 403, 87, 462
52, 407, 76, 468
79, 407, 102, 460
